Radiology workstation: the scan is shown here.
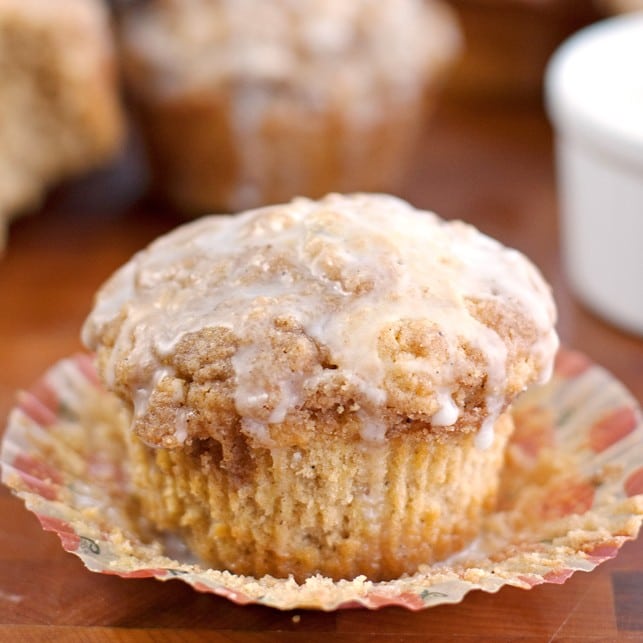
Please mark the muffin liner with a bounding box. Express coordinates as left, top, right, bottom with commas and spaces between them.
2, 348, 643, 611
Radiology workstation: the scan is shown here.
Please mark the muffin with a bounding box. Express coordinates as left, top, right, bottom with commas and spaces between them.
82, 193, 559, 581
0, 0, 124, 250
117, 0, 460, 215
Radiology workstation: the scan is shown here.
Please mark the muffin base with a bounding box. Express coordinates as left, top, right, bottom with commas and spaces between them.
127, 88, 429, 215
125, 412, 514, 582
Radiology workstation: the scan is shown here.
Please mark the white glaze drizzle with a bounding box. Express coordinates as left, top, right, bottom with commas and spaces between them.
121, 0, 459, 102
82, 194, 559, 446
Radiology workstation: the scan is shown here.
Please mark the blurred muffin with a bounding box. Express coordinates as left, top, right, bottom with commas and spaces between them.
445, 0, 598, 100
117, 0, 460, 215
0, 0, 124, 249
82, 193, 559, 581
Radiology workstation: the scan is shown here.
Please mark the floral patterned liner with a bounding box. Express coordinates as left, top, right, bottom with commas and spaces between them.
1, 348, 643, 611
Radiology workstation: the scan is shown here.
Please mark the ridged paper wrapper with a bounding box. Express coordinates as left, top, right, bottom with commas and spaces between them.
2, 348, 642, 610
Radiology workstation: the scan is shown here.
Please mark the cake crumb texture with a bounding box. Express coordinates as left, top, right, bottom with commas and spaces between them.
124, 411, 515, 582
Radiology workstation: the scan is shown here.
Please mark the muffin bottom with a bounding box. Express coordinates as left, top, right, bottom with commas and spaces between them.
129, 88, 428, 215
125, 413, 514, 582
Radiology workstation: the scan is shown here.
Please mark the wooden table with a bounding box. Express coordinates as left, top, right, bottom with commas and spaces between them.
1, 99, 642, 641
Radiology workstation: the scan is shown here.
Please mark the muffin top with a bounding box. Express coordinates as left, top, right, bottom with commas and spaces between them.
83, 194, 558, 451
120, 0, 460, 106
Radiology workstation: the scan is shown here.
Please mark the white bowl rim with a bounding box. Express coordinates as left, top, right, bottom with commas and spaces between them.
545, 13, 643, 169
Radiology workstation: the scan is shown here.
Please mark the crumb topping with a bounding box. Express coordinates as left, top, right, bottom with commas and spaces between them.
120, 0, 460, 104
82, 193, 558, 448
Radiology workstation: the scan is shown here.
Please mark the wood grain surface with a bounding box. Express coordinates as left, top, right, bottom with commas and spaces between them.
1, 99, 642, 642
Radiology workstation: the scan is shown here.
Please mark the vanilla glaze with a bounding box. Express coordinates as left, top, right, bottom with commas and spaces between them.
82, 194, 558, 448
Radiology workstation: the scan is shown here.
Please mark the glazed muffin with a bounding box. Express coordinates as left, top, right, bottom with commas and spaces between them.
117, 0, 460, 215
82, 193, 558, 581
0, 0, 124, 249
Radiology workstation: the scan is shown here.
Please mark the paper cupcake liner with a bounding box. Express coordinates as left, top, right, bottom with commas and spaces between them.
2, 349, 643, 611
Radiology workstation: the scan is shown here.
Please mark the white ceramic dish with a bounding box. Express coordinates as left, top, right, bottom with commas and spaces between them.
546, 14, 643, 336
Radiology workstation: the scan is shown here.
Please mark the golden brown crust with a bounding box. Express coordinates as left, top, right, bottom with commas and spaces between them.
124, 410, 515, 581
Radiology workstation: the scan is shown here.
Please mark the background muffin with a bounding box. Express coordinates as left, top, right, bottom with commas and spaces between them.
117, 0, 460, 215
83, 193, 558, 581
0, 0, 124, 250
